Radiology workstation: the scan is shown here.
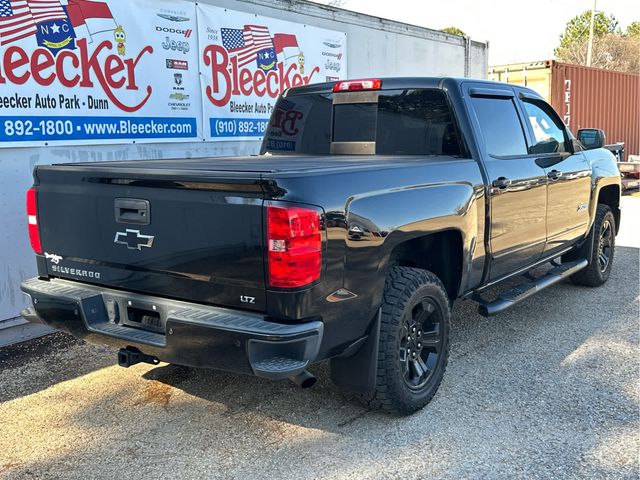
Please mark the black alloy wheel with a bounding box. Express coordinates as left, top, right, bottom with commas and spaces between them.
399, 297, 443, 390
358, 267, 451, 415
570, 204, 616, 287
597, 218, 613, 273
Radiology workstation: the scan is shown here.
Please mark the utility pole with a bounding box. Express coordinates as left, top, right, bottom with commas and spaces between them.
586, 0, 597, 66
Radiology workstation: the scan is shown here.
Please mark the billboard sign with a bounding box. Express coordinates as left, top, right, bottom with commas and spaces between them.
0, 0, 202, 146
0, 1, 347, 147
197, 4, 346, 141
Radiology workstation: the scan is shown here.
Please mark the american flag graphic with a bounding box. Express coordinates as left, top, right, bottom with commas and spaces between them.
0, 0, 36, 45
221, 25, 274, 67
26, 0, 67, 24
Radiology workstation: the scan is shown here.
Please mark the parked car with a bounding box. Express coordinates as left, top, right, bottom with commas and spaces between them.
21, 77, 621, 414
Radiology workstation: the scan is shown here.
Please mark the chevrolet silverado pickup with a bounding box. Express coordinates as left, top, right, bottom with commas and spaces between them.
21, 77, 621, 414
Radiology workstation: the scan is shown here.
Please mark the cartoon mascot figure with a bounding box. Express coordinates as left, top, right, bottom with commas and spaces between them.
298, 52, 305, 75
114, 25, 126, 56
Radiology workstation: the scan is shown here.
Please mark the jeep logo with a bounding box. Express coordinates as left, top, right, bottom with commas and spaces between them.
162, 36, 190, 54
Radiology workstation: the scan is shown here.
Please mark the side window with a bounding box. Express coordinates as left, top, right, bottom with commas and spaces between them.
522, 100, 567, 154
375, 89, 462, 156
470, 96, 528, 156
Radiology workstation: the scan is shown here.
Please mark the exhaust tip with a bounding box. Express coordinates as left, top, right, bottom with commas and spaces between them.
289, 370, 316, 389
300, 376, 316, 389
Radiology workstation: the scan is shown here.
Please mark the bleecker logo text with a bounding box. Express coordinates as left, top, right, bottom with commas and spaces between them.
203, 44, 320, 107
0, 39, 153, 113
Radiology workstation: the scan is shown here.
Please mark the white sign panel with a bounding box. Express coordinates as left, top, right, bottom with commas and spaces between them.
0, 0, 201, 147
197, 4, 347, 141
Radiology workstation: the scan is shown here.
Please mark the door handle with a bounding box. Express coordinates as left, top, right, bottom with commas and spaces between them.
492, 177, 511, 190
547, 170, 563, 181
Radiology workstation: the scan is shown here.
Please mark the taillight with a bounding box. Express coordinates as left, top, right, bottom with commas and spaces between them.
26, 188, 42, 254
267, 205, 322, 288
333, 78, 382, 92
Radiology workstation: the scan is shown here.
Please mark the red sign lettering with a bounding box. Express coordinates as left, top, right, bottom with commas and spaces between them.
203, 44, 320, 107
0, 39, 153, 113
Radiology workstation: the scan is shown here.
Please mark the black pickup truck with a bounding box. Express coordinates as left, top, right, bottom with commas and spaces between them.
21, 77, 621, 414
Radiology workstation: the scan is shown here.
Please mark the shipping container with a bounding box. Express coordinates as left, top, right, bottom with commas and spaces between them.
488, 60, 639, 156
0, 0, 489, 339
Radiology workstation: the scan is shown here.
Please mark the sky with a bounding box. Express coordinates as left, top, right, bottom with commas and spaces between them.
314, 0, 639, 65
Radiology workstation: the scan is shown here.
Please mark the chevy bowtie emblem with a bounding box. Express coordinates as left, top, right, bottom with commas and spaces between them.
114, 229, 155, 251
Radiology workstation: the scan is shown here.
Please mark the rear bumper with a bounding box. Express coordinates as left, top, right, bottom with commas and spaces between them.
20, 277, 323, 379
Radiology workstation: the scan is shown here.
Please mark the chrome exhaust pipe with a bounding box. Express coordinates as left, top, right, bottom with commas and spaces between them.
289, 370, 316, 389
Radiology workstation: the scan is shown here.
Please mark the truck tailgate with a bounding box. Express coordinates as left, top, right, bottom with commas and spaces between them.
34, 166, 266, 312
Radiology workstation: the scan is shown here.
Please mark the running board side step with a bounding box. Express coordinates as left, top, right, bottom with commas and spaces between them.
477, 259, 588, 317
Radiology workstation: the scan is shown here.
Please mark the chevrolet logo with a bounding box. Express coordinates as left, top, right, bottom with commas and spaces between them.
114, 229, 154, 251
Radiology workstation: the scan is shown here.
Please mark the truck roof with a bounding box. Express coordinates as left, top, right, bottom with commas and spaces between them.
285, 76, 543, 100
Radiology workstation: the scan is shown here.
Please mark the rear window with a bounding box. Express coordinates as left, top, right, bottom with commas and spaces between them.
261, 89, 463, 156
333, 104, 377, 142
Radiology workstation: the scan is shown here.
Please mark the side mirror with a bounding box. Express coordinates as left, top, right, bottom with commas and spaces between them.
577, 128, 606, 150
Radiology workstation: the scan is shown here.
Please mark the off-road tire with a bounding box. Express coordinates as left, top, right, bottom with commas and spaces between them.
570, 204, 616, 287
360, 267, 451, 415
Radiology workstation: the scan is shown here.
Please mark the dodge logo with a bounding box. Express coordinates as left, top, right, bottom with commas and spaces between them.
114, 229, 155, 250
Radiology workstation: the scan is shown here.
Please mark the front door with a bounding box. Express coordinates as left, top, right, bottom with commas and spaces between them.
518, 96, 592, 256
466, 86, 548, 280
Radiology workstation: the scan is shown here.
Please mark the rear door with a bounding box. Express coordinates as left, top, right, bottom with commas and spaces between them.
36, 167, 267, 311
517, 93, 591, 255
465, 85, 548, 280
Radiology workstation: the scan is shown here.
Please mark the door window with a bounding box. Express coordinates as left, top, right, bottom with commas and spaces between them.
522, 100, 568, 154
470, 96, 528, 157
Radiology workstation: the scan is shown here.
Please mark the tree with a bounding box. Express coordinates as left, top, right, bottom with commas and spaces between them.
555, 10, 619, 54
440, 26, 466, 36
555, 11, 639, 73
627, 21, 640, 39
557, 33, 639, 72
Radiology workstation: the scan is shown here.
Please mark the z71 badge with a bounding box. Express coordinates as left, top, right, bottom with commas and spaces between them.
44, 253, 63, 264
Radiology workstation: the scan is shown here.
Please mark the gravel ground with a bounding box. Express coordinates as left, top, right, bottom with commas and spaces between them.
0, 197, 638, 480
